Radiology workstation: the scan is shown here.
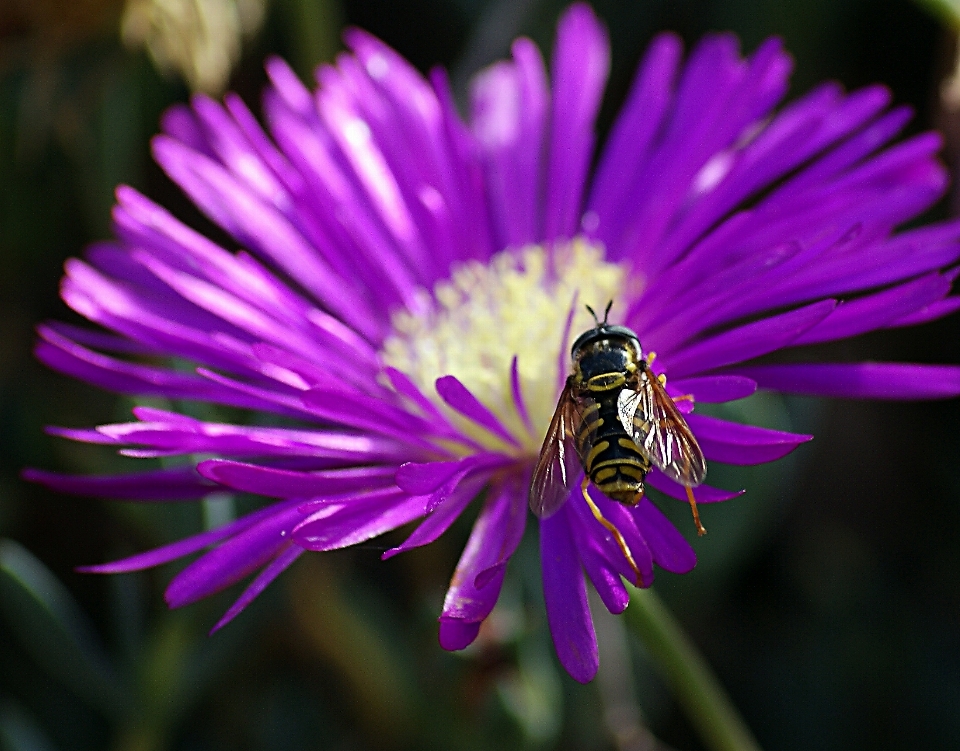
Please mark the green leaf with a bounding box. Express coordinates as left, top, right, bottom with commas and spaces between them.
0, 539, 129, 720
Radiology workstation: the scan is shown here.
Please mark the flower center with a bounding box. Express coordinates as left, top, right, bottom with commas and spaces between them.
381, 239, 626, 454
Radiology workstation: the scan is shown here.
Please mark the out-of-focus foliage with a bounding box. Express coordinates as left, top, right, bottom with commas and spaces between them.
120, 0, 268, 94
1, 1, 958, 750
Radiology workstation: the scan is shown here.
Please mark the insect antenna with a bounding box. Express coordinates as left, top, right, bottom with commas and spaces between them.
585, 304, 600, 327
585, 300, 615, 328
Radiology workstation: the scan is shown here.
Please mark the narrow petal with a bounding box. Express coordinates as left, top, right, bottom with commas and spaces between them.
539, 507, 598, 684
588, 33, 682, 240
210, 545, 303, 633
381, 473, 489, 558
543, 3, 610, 241
667, 375, 757, 403
790, 272, 953, 346
664, 299, 836, 376
631, 499, 697, 574
575, 532, 630, 614
76, 501, 296, 573
435, 375, 521, 447
646, 472, 745, 503
888, 296, 960, 328
293, 489, 427, 551
35, 327, 269, 409
439, 480, 527, 638
737, 363, 960, 399
474, 473, 530, 588
685, 413, 812, 465
23, 466, 216, 501
165, 503, 305, 607
470, 38, 549, 246
395, 454, 509, 495
198, 461, 396, 499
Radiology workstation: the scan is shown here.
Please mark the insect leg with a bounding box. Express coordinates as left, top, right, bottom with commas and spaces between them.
685, 485, 707, 536
581, 477, 645, 587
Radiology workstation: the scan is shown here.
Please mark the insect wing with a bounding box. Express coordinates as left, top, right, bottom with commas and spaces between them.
618, 371, 706, 487
529, 380, 582, 518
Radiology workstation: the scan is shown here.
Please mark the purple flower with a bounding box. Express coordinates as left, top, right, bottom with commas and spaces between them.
27, 3, 960, 683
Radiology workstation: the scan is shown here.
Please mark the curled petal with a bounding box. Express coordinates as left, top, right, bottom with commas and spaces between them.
439, 479, 527, 648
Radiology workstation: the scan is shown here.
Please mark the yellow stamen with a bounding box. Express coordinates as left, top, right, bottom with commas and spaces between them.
381, 240, 626, 454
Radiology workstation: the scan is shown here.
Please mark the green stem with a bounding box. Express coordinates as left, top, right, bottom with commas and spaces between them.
624, 585, 762, 751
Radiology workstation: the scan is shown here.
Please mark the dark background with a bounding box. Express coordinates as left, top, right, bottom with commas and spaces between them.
1, 1, 958, 749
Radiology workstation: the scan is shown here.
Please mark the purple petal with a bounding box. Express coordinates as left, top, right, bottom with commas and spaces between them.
473, 473, 529, 588
539, 506, 598, 684
616, 35, 792, 274
576, 538, 631, 614
384, 367, 465, 440
165, 503, 305, 607
23, 466, 216, 501
381, 473, 489, 558
35, 326, 269, 410
470, 37, 549, 247
160, 103, 211, 155
737, 362, 960, 399
790, 272, 953, 346
543, 3, 610, 242
888, 296, 960, 328
434, 375, 521, 447
509, 356, 535, 433
429, 66, 497, 264
667, 375, 757, 403
685, 413, 813, 465
439, 487, 526, 637
198, 461, 396, 498
80, 409, 406, 462
77, 501, 297, 573
630, 498, 697, 574
571, 489, 654, 588
438, 619, 482, 651
587, 33, 682, 241
293, 489, 428, 551
44, 321, 155, 356
566, 498, 635, 612
152, 136, 369, 332
301, 385, 442, 448
664, 299, 836, 376
210, 544, 303, 633
645, 472, 745, 503
395, 454, 510, 495
265, 56, 316, 118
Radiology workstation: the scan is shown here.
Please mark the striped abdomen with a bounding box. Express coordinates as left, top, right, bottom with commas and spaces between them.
575, 386, 651, 505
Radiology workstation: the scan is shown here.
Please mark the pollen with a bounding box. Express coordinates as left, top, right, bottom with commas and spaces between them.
381, 239, 626, 453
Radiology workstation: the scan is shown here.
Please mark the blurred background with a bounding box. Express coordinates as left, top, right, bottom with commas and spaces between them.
1, 0, 959, 749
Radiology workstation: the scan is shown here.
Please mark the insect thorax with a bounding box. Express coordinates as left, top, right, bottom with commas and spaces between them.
572, 335, 641, 386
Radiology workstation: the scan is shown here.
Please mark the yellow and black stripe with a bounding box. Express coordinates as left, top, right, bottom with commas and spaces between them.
575, 377, 650, 505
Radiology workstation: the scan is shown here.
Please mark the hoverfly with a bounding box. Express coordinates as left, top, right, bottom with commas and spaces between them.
529, 302, 708, 536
